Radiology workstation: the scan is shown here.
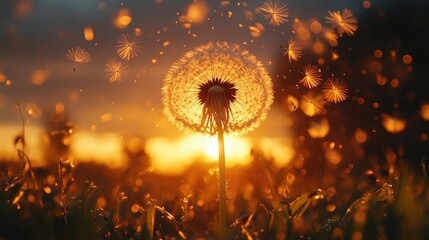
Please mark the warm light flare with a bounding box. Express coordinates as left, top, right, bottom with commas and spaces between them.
258, 137, 295, 169
381, 114, 406, 134
308, 118, 330, 138
420, 103, 429, 121
146, 135, 252, 175
300, 93, 326, 117
31, 69, 52, 85
70, 131, 126, 168
114, 8, 132, 29
186, 0, 209, 24
84, 27, 94, 41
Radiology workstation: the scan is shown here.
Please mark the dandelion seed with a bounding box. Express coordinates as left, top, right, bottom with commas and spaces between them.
300, 65, 322, 89
104, 58, 128, 82
162, 41, 273, 135
282, 39, 302, 63
300, 92, 326, 117
259, 0, 288, 26
322, 78, 348, 103
65, 47, 91, 71
325, 9, 358, 36
116, 33, 142, 60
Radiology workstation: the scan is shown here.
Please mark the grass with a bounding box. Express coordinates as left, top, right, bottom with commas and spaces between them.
1, 146, 428, 240
0, 112, 428, 239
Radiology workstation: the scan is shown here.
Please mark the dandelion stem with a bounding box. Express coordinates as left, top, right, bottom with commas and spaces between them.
217, 123, 227, 238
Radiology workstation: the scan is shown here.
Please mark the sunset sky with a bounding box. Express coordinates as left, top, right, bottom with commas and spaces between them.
0, 0, 428, 171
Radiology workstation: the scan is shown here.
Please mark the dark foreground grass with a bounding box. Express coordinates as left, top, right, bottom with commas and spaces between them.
1, 149, 428, 240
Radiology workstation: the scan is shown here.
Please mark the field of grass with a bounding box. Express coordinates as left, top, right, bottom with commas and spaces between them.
1, 135, 428, 239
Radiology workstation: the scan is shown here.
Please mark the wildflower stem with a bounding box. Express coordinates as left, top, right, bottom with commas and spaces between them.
217, 123, 227, 238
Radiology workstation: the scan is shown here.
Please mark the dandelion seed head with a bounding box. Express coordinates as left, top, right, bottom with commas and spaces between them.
66, 47, 91, 64
104, 58, 128, 82
300, 64, 322, 89
162, 41, 273, 135
283, 39, 302, 63
322, 78, 348, 103
259, 0, 288, 26
325, 9, 358, 36
116, 33, 142, 60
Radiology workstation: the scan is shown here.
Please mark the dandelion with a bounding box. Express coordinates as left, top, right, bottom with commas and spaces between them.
104, 58, 128, 82
325, 9, 358, 36
300, 64, 323, 89
65, 47, 91, 71
259, 0, 288, 26
162, 41, 273, 237
282, 39, 302, 63
322, 78, 348, 103
116, 33, 142, 60
163, 41, 273, 135
300, 92, 326, 117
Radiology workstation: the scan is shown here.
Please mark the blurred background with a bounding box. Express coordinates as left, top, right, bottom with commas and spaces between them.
1, 0, 429, 239
0, 0, 428, 172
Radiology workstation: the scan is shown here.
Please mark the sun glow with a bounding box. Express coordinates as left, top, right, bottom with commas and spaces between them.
70, 131, 127, 168
146, 135, 252, 175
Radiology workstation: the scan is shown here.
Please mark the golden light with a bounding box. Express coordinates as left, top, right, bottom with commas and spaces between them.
83, 27, 94, 41
300, 93, 326, 117
26, 103, 42, 119
258, 137, 295, 169
100, 113, 113, 123
162, 41, 170, 47
249, 23, 265, 37
370, 61, 383, 74
354, 128, 367, 143
325, 149, 342, 165
203, 136, 252, 165
186, 0, 209, 24
376, 75, 387, 86
0, 124, 45, 166
113, 8, 132, 29
313, 41, 324, 54
55, 102, 65, 114
146, 135, 252, 175
285, 95, 299, 111
374, 49, 383, 58
296, 27, 311, 41
402, 54, 412, 64
31, 69, 51, 85
134, 27, 143, 36
309, 20, 323, 34
308, 118, 330, 138
324, 28, 338, 46
420, 103, 429, 121
70, 131, 127, 168
390, 79, 399, 88
0, 72, 6, 83
381, 114, 406, 134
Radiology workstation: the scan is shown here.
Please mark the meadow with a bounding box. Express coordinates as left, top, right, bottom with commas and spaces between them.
1, 0, 428, 239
